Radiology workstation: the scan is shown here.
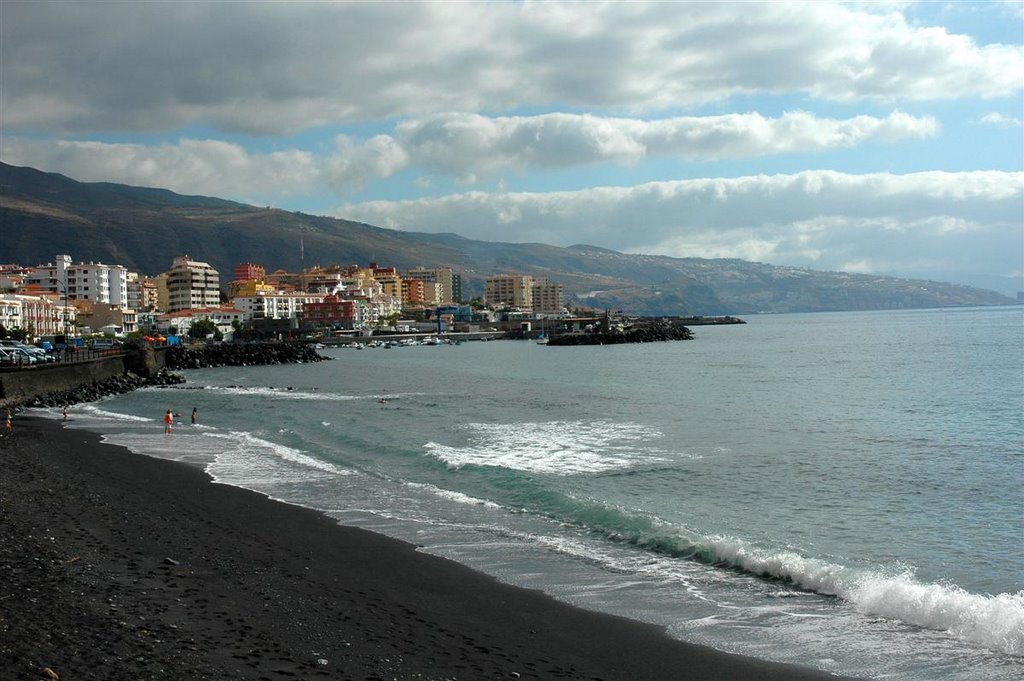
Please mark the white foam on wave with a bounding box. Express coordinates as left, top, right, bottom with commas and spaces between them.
202, 385, 427, 402
72, 404, 154, 423
201, 385, 361, 401
849, 574, 1024, 657
202, 431, 357, 479
706, 535, 1024, 656
424, 420, 670, 475
405, 481, 503, 509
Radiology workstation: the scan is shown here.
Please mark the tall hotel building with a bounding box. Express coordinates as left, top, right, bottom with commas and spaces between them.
531, 279, 563, 314
166, 255, 221, 312
405, 267, 462, 305
485, 274, 534, 310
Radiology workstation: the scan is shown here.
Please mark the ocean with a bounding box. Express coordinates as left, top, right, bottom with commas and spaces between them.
48, 306, 1023, 680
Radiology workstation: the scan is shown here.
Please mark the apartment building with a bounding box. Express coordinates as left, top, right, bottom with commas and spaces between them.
405, 267, 461, 305
233, 291, 326, 320
302, 295, 362, 328
227, 262, 268, 298
402, 278, 444, 306
156, 306, 245, 338
371, 265, 403, 301
69, 300, 137, 335
166, 256, 220, 312
27, 254, 129, 306
233, 262, 266, 282
485, 274, 534, 310
532, 279, 564, 315
126, 273, 160, 312
0, 293, 73, 337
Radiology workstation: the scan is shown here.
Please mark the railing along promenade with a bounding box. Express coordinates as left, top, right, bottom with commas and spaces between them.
0, 345, 166, 371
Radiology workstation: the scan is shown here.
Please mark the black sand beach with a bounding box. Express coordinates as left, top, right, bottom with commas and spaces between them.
1, 416, 850, 680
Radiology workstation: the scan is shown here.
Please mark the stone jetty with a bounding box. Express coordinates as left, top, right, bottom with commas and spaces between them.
166, 341, 330, 369
547, 320, 694, 346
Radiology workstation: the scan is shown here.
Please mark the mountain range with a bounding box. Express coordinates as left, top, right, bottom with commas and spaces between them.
0, 162, 1014, 315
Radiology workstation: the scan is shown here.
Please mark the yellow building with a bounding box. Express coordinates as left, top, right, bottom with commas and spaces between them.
229, 279, 276, 299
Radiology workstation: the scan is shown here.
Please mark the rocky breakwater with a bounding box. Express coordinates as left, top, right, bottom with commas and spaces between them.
166, 341, 330, 370
548, 320, 694, 346
24, 369, 185, 409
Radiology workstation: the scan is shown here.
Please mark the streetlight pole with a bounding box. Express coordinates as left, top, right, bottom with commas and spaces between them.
50, 276, 70, 358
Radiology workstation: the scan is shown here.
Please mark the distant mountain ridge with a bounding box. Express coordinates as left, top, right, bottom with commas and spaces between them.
0, 163, 1014, 315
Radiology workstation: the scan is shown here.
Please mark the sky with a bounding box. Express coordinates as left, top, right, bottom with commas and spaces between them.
2, 1, 1022, 295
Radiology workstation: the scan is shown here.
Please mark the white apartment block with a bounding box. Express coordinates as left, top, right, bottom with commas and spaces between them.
233, 292, 326, 320
366, 295, 401, 326
166, 256, 221, 312
28, 254, 129, 306
157, 307, 245, 337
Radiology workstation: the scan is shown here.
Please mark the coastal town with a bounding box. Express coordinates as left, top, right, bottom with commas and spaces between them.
0, 253, 737, 355
0, 253, 579, 349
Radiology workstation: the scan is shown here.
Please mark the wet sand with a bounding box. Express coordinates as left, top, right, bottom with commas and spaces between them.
1, 415, 850, 680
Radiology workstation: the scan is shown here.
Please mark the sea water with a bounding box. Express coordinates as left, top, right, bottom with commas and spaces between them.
50, 307, 1024, 680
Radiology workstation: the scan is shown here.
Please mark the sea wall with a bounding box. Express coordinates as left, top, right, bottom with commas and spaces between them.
0, 352, 183, 409
0, 357, 128, 407
0, 342, 327, 410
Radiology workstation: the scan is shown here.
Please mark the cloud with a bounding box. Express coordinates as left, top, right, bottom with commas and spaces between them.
396, 110, 939, 176
1, 110, 939, 196
2, 2, 1019, 134
0, 135, 407, 200
335, 170, 1024, 282
980, 112, 1024, 128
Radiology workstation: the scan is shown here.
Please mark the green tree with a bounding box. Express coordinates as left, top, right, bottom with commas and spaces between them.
189, 318, 218, 339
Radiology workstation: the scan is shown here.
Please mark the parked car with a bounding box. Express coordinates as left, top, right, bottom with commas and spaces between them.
0, 346, 38, 366
0, 340, 56, 363
89, 339, 122, 351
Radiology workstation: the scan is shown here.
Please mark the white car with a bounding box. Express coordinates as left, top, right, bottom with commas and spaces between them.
0, 341, 54, 363
0, 347, 38, 365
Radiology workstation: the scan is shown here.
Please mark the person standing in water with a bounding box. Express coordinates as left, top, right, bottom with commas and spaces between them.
164, 409, 173, 433
191, 407, 197, 425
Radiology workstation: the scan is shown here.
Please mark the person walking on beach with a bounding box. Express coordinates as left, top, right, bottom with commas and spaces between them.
164, 409, 173, 433
62, 405, 68, 420
191, 407, 197, 425
4, 409, 11, 433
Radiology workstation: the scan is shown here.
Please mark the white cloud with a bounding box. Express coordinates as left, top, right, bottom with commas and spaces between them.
335, 170, 1024, 282
396, 110, 939, 177
1, 2, 1019, 134
1, 110, 939, 195
0, 136, 408, 200
980, 112, 1024, 128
